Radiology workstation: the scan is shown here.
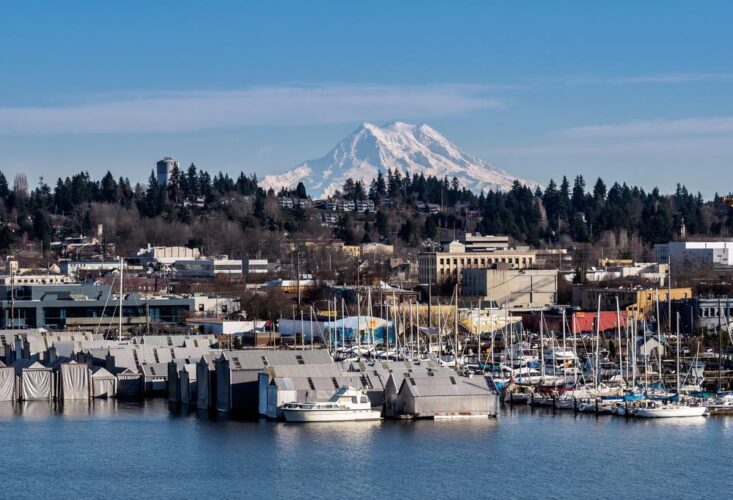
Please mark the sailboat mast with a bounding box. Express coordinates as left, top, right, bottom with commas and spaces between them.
416, 300, 420, 361
616, 296, 623, 386
718, 298, 723, 392
454, 286, 459, 367
118, 257, 123, 341
477, 299, 482, 366
656, 289, 663, 382
595, 295, 601, 388
562, 308, 567, 385
540, 310, 545, 383
676, 312, 681, 395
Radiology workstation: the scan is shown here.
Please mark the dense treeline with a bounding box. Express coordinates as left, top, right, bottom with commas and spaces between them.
1, 164, 732, 259
355, 170, 733, 248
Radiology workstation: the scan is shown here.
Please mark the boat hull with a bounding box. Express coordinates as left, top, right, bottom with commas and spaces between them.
282, 409, 382, 422
633, 406, 706, 418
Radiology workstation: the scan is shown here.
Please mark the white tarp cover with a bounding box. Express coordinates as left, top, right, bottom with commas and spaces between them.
0, 367, 16, 401
91, 368, 116, 398
21, 365, 53, 401
60, 362, 90, 400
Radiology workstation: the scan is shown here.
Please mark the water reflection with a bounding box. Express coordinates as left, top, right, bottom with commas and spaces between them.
17, 401, 54, 419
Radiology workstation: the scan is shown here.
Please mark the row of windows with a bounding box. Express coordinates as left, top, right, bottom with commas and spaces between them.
437, 257, 532, 266
699, 307, 733, 318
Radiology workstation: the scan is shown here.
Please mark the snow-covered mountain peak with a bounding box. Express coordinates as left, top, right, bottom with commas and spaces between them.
262, 122, 539, 198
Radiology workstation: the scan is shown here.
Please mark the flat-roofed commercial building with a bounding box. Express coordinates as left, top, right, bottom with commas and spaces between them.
418, 241, 536, 285
655, 240, 733, 270
0, 276, 239, 329
462, 268, 558, 308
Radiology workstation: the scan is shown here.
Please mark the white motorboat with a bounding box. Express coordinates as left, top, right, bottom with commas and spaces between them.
707, 394, 733, 415
281, 387, 382, 422
632, 400, 707, 418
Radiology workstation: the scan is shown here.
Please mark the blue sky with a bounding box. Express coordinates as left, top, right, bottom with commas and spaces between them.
1, 1, 732, 195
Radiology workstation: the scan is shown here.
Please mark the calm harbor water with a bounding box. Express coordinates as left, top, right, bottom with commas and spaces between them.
0, 400, 730, 499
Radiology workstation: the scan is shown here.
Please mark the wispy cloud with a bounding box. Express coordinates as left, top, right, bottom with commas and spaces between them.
556, 116, 733, 139
0, 84, 500, 135
557, 72, 733, 86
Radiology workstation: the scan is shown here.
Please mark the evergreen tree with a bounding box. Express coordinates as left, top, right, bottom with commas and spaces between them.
342, 178, 355, 200
100, 171, 119, 203
399, 219, 415, 243
423, 216, 438, 239
593, 177, 607, 201
0, 171, 9, 199
375, 210, 388, 238
186, 163, 199, 198
141, 171, 164, 217
572, 175, 586, 213
353, 180, 366, 201
167, 166, 182, 204
295, 182, 307, 199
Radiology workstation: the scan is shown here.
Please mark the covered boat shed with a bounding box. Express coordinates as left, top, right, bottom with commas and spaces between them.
0, 361, 16, 401
257, 363, 375, 419
58, 361, 91, 400
91, 366, 117, 398
215, 349, 334, 414
17, 361, 54, 401
385, 373, 498, 419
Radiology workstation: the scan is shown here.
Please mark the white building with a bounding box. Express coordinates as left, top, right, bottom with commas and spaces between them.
655, 241, 733, 270
135, 245, 201, 266
59, 260, 121, 277
583, 262, 668, 285
244, 259, 269, 275
172, 257, 244, 279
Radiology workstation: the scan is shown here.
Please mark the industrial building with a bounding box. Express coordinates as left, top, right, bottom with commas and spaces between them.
462, 268, 558, 308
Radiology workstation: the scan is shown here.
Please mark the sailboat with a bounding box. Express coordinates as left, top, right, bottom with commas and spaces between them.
633, 313, 706, 418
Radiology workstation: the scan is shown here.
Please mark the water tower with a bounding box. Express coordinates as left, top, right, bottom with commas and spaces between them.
156, 156, 179, 186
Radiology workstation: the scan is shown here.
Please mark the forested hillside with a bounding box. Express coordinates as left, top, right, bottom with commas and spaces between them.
1, 164, 732, 260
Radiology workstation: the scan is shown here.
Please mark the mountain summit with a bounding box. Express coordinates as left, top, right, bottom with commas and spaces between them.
263, 122, 539, 198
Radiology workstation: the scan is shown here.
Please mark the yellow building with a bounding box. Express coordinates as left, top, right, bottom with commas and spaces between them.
573, 286, 693, 320
626, 287, 693, 320
342, 245, 361, 257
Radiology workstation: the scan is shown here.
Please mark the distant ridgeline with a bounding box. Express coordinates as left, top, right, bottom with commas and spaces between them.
0, 166, 731, 256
